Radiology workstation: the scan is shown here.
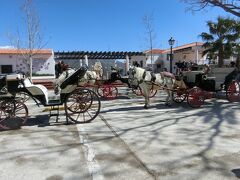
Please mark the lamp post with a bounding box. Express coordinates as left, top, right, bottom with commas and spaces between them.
168, 37, 175, 73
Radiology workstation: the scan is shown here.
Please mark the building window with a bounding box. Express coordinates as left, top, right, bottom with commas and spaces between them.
1, 65, 13, 74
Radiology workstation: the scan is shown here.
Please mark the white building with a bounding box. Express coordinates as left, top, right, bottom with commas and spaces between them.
145, 42, 208, 72
0, 48, 55, 75
144, 49, 167, 72
145, 42, 238, 73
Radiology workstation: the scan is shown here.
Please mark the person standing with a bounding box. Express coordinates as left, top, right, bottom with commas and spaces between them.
55, 61, 62, 78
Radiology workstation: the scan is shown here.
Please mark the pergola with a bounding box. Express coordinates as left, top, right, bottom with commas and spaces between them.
54, 51, 145, 71
54, 51, 144, 59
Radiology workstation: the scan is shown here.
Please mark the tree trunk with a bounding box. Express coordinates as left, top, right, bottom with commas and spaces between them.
218, 47, 224, 67
236, 54, 240, 70
29, 56, 32, 81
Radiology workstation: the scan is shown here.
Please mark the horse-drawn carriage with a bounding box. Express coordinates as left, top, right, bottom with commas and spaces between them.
95, 67, 158, 99
173, 67, 240, 107
126, 65, 240, 108
0, 66, 101, 130
60, 65, 135, 100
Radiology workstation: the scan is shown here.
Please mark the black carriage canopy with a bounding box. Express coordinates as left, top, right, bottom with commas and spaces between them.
54, 51, 145, 60
60, 66, 87, 89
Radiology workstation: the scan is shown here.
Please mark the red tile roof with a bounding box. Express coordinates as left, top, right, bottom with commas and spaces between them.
145, 42, 204, 54
163, 42, 204, 53
0, 49, 53, 55
144, 49, 165, 54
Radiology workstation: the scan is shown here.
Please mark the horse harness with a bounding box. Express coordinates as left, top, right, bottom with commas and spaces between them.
140, 70, 156, 84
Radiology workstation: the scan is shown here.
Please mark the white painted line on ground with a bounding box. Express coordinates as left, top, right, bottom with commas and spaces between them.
77, 125, 104, 180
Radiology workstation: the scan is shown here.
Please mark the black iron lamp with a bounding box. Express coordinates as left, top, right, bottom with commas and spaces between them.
168, 37, 175, 73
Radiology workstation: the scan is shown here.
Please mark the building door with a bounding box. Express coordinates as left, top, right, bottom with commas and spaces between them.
1, 65, 13, 74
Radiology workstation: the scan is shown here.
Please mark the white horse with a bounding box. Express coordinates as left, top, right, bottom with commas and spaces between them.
54, 67, 99, 94
129, 66, 175, 108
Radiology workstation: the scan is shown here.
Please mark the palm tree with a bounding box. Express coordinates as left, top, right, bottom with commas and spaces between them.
200, 17, 240, 67
230, 22, 240, 69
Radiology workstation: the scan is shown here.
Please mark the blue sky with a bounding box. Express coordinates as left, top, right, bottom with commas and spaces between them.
0, 0, 235, 52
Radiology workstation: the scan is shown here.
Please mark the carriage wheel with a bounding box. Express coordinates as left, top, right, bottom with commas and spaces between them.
226, 80, 240, 102
187, 87, 205, 108
132, 86, 142, 96
65, 88, 101, 123
149, 88, 157, 98
97, 85, 118, 99
173, 89, 187, 103
132, 86, 157, 98
0, 99, 28, 130
16, 92, 30, 103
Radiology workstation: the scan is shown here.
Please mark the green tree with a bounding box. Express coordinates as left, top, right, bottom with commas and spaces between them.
200, 17, 240, 67
230, 23, 240, 69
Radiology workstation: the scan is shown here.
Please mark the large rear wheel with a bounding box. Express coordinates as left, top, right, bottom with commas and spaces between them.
0, 99, 28, 130
16, 92, 30, 103
65, 88, 101, 123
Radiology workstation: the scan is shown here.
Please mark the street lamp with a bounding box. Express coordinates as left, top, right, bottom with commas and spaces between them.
168, 37, 175, 73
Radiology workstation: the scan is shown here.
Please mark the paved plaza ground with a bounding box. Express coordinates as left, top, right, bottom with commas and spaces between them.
0, 89, 240, 180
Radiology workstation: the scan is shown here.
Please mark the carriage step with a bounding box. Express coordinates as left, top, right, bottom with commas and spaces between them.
48, 99, 61, 105
49, 104, 60, 123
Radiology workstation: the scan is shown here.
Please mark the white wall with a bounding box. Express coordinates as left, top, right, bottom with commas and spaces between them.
33, 53, 55, 75
146, 53, 169, 72
0, 54, 18, 73
130, 55, 146, 67
0, 51, 54, 75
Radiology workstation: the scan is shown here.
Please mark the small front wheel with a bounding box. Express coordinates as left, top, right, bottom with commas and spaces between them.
132, 86, 157, 98
132, 86, 142, 96
187, 87, 205, 108
0, 99, 28, 130
226, 80, 240, 102
97, 85, 118, 99
173, 89, 187, 103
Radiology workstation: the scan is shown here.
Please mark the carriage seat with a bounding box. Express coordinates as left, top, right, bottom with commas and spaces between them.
182, 71, 203, 83
60, 66, 87, 89
23, 78, 48, 103
205, 67, 235, 90
161, 71, 175, 79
